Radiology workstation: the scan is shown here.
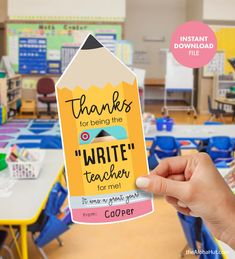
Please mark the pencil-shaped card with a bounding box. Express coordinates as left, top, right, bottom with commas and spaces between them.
56, 34, 153, 224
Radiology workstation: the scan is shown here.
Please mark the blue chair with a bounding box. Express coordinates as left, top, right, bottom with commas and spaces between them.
145, 137, 155, 152
204, 121, 223, 125
40, 136, 62, 149
147, 153, 159, 170
28, 182, 71, 257
149, 136, 180, 160
199, 224, 223, 259
206, 136, 234, 163
177, 212, 202, 257
198, 122, 223, 152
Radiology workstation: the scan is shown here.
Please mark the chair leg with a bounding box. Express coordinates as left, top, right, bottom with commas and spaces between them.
208, 114, 215, 121
2, 245, 14, 259
46, 103, 55, 119
37, 247, 48, 259
47, 103, 51, 114
56, 237, 63, 247
32, 234, 48, 259
219, 113, 224, 123
180, 244, 189, 258
9, 230, 20, 249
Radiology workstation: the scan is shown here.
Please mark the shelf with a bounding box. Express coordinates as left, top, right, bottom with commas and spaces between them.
219, 80, 235, 83
7, 87, 21, 93
0, 75, 22, 120
5, 74, 22, 80
21, 74, 60, 78
8, 96, 20, 105
7, 88, 15, 93
144, 78, 165, 87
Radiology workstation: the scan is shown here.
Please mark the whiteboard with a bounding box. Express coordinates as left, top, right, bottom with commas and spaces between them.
8, 0, 126, 21
131, 67, 146, 88
165, 52, 193, 90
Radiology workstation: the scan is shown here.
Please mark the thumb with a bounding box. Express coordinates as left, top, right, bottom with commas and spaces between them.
136, 174, 187, 200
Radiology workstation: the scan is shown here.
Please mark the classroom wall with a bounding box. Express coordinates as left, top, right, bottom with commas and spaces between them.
0, 0, 7, 57
0, 25, 4, 58
2, 0, 191, 81
186, 0, 203, 21
0, 0, 7, 22
125, 0, 187, 79
197, 69, 213, 114
203, 0, 235, 22
7, 0, 125, 21
187, 0, 235, 114
186, 0, 235, 22
2, 0, 233, 113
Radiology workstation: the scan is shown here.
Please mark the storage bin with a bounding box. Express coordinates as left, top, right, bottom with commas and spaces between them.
7, 150, 44, 179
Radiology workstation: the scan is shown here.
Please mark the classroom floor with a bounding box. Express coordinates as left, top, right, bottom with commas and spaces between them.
29, 197, 196, 259
9, 104, 234, 258
145, 103, 234, 125
16, 103, 234, 125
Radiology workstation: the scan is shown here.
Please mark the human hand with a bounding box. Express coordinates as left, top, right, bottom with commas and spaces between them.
136, 153, 235, 249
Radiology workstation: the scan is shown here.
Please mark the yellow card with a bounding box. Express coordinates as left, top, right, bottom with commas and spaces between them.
56, 34, 153, 224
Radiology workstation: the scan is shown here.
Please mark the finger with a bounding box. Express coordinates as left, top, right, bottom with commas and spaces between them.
151, 156, 191, 177
165, 196, 179, 206
172, 205, 191, 216
167, 174, 185, 181
165, 196, 188, 209
177, 201, 188, 208
136, 174, 190, 201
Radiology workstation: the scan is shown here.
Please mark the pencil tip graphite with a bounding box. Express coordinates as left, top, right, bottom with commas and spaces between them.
81, 34, 103, 50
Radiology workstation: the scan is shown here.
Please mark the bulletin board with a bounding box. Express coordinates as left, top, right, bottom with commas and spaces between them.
6, 22, 123, 74
211, 25, 235, 75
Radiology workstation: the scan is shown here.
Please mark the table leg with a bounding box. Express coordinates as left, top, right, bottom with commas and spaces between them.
20, 225, 28, 259
232, 106, 235, 121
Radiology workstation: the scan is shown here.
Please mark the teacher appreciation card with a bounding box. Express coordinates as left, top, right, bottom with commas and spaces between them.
56, 34, 153, 224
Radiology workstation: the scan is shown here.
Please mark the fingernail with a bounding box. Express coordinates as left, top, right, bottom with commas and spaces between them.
136, 177, 150, 188
177, 201, 187, 208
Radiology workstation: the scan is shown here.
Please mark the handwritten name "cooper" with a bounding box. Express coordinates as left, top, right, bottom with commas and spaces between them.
65, 91, 132, 119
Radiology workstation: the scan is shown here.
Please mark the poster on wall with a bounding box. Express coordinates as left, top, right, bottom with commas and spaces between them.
61, 45, 80, 73
211, 25, 235, 75
6, 23, 123, 74
203, 51, 224, 77
19, 38, 47, 74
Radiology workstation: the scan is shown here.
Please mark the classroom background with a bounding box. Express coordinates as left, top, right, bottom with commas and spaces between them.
0, 0, 235, 258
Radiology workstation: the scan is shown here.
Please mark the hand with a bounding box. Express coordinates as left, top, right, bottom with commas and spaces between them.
136, 153, 235, 249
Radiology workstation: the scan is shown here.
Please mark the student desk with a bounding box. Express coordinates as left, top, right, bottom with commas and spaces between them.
145, 124, 235, 141
0, 149, 64, 259
215, 98, 235, 121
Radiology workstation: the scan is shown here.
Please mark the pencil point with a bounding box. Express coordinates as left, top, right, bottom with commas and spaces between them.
95, 130, 110, 138
81, 34, 103, 50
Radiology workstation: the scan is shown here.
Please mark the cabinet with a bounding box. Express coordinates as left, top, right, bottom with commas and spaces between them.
0, 75, 22, 119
